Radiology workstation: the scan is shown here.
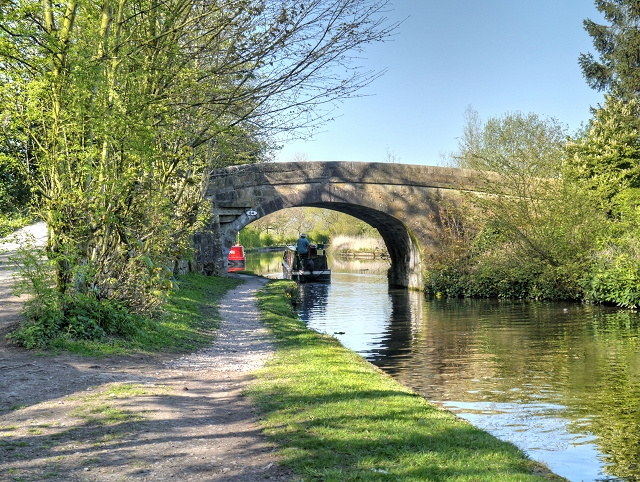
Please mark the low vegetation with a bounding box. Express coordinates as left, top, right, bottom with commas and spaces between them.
7, 273, 241, 356
251, 280, 564, 481
428, 102, 640, 307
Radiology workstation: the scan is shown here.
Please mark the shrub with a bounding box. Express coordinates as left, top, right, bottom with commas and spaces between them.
425, 250, 584, 301
6, 242, 155, 348
584, 245, 640, 308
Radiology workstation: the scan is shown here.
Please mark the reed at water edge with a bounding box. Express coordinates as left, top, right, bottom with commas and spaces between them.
330, 235, 389, 259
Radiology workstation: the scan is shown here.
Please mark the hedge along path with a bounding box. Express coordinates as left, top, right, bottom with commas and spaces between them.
251, 280, 568, 482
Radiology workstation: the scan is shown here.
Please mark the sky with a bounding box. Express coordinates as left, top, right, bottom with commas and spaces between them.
276, 0, 607, 166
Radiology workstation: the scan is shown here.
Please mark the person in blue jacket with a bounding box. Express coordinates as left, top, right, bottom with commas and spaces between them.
296, 232, 311, 256
296, 233, 314, 273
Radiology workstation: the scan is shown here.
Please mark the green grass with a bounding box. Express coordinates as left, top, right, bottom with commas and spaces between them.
48, 273, 242, 356
72, 404, 141, 426
0, 212, 34, 237
251, 280, 566, 482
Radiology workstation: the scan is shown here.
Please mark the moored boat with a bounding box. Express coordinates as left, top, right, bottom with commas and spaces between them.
227, 243, 246, 272
282, 243, 331, 282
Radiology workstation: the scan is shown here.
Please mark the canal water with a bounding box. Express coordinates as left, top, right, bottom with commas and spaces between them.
246, 251, 640, 482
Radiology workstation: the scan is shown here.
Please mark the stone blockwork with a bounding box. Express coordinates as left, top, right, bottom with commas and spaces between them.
195, 161, 482, 289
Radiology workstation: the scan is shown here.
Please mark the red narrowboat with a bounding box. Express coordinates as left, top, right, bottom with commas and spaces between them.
227, 244, 246, 272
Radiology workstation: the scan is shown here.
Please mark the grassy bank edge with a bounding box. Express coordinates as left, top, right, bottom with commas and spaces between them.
250, 279, 567, 482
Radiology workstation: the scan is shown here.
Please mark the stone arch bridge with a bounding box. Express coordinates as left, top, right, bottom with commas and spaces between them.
192, 161, 481, 290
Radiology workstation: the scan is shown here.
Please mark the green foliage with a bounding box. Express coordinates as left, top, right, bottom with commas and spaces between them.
563, 96, 640, 307
455, 108, 565, 177
425, 251, 583, 301
9, 294, 155, 350
456, 111, 604, 271
238, 225, 262, 248
0, 64, 36, 216
432, 110, 606, 301
0, 154, 31, 214
7, 243, 156, 349
579, 0, 640, 97
7, 268, 241, 354
260, 232, 276, 247
281, 280, 300, 305
435, 103, 640, 307
565, 96, 640, 204
0, 0, 394, 323
306, 229, 330, 244
584, 247, 640, 308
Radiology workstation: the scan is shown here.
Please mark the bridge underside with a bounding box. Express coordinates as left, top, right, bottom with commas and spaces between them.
304, 202, 422, 289
196, 201, 430, 291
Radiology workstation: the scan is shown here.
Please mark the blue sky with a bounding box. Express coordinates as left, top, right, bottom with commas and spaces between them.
276, 1, 606, 166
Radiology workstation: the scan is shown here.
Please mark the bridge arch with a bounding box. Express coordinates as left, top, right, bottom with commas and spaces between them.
192, 161, 478, 290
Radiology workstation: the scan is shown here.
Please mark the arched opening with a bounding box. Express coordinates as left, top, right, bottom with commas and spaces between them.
200, 161, 476, 290
221, 202, 423, 289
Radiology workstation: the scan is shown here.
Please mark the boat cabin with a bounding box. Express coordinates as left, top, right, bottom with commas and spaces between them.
282, 244, 331, 282
227, 243, 246, 272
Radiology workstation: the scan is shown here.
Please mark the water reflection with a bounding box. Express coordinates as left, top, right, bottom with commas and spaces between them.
297, 272, 392, 350
329, 256, 390, 275
246, 249, 391, 279
296, 276, 639, 481
365, 288, 423, 367
245, 250, 283, 278
251, 252, 640, 481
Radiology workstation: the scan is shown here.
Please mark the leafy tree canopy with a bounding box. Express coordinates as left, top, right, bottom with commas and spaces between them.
0, 0, 396, 341
566, 95, 640, 205
440, 109, 605, 300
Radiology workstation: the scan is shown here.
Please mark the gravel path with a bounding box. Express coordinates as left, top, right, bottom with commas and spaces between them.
0, 225, 292, 481
166, 276, 275, 373
0, 222, 47, 327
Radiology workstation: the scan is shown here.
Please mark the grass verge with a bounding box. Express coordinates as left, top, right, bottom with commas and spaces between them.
49, 273, 242, 356
0, 212, 34, 237
250, 280, 566, 482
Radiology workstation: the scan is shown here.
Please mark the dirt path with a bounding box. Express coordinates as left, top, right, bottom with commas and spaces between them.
0, 227, 292, 481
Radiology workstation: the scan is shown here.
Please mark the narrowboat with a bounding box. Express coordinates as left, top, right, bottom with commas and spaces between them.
227, 243, 246, 272
282, 244, 331, 282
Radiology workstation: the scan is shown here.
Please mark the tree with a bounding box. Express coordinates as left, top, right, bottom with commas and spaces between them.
566, 96, 640, 307
443, 109, 606, 299
566, 95, 640, 206
0, 0, 396, 342
579, 0, 640, 98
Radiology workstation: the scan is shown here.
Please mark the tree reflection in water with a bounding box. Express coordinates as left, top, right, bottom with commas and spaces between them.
252, 252, 640, 481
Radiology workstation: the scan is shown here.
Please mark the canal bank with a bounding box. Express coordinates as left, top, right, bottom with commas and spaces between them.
252, 279, 565, 481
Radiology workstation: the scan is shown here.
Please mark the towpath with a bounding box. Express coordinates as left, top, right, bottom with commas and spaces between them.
0, 225, 291, 481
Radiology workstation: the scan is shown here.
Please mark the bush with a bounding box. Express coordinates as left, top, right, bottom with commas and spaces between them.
425, 251, 584, 301
259, 232, 274, 246
7, 291, 154, 349
6, 242, 154, 348
307, 229, 329, 244
238, 226, 261, 248
584, 246, 640, 308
